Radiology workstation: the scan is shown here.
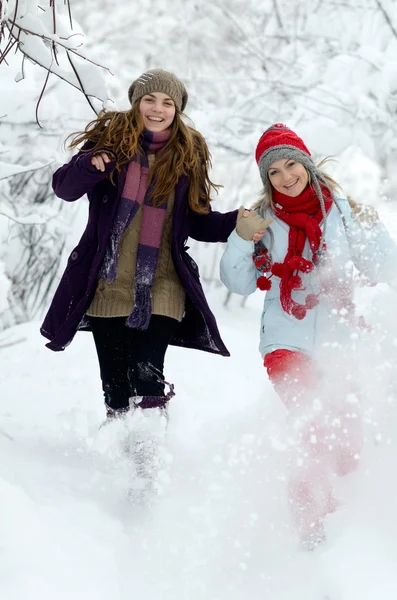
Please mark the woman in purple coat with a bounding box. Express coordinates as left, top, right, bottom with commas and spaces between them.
41, 69, 242, 418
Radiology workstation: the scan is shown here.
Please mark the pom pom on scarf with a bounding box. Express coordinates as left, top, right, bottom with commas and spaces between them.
290, 304, 307, 320
271, 262, 284, 278
257, 276, 272, 291
305, 294, 319, 309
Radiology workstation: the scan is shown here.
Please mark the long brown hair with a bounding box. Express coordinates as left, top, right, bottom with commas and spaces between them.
66, 103, 220, 214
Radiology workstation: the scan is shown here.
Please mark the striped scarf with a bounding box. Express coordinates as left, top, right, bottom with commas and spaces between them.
100, 128, 171, 330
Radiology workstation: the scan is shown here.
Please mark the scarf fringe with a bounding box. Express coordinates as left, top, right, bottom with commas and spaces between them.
127, 284, 152, 330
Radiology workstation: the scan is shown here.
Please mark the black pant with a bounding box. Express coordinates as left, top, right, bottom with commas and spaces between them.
89, 315, 178, 412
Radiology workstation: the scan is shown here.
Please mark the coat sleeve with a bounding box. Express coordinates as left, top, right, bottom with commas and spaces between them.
52, 144, 118, 202
339, 199, 397, 283
220, 229, 258, 296
189, 206, 239, 242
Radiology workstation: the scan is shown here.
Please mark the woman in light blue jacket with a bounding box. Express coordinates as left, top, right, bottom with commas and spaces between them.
220, 124, 397, 549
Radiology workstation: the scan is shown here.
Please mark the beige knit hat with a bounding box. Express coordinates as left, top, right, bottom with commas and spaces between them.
128, 69, 188, 112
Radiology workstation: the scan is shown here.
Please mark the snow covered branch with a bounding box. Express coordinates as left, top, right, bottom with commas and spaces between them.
0, 155, 53, 181
0, 0, 112, 122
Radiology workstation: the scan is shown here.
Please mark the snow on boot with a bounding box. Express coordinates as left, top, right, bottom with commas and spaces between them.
91, 408, 130, 458
299, 522, 326, 552
125, 402, 170, 506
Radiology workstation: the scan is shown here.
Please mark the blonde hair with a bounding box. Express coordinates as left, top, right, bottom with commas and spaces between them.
66, 103, 221, 215
252, 158, 341, 214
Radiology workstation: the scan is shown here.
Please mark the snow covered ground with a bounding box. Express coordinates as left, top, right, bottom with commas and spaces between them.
2, 268, 397, 600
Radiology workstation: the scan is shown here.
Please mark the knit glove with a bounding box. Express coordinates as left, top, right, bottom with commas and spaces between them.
236, 206, 272, 241
348, 196, 379, 229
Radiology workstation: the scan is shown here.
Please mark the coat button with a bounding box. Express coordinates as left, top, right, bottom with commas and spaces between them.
71, 251, 79, 260
102, 195, 108, 203
190, 258, 197, 269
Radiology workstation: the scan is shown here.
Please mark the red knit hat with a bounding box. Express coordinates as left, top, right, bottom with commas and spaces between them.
254, 123, 335, 323
255, 123, 311, 165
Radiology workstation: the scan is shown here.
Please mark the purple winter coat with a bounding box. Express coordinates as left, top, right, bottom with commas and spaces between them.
40, 147, 238, 356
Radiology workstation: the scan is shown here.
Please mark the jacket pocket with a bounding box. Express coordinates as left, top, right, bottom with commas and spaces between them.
261, 297, 274, 333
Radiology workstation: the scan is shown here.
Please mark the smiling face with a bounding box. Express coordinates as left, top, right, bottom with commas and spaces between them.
268, 158, 309, 197
139, 92, 176, 132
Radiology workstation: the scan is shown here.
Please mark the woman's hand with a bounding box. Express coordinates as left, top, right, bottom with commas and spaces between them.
236, 207, 273, 242
91, 152, 113, 172
348, 196, 379, 228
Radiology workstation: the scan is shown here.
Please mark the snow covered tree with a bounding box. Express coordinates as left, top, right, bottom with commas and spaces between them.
0, 0, 110, 116
0, 0, 111, 331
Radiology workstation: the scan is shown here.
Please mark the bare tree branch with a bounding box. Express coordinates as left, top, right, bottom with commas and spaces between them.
375, 0, 397, 39
66, 0, 73, 29
0, 36, 17, 65
66, 49, 97, 114
215, 143, 250, 157
35, 69, 51, 128
272, 0, 290, 40
0, 210, 45, 224
212, 2, 269, 72
0, 0, 19, 62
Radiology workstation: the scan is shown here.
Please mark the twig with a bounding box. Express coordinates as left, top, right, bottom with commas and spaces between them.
375, 0, 397, 39
66, 49, 98, 114
50, 0, 60, 67
213, 3, 269, 72
0, 37, 17, 65
0, 0, 20, 64
272, 0, 290, 41
66, 0, 73, 30
0, 208, 48, 223
215, 142, 250, 157
51, 0, 57, 34
35, 68, 51, 128
7, 0, 19, 38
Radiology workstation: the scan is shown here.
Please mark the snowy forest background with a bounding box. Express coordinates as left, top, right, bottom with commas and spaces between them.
1, 0, 397, 336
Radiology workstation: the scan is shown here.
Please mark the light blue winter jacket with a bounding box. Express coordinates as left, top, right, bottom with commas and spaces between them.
220, 198, 397, 358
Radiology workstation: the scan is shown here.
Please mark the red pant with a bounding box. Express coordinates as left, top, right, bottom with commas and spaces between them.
264, 349, 362, 541
264, 349, 317, 410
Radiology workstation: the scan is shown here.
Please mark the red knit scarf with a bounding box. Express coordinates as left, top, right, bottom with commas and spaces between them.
253, 185, 371, 328
272, 185, 333, 319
